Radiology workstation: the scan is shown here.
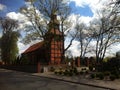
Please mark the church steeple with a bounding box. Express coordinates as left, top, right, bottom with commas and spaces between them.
49, 13, 59, 29
45, 14, 63, 65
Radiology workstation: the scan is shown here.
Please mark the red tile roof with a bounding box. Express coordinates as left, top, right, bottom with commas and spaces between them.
23, 41, 44, 54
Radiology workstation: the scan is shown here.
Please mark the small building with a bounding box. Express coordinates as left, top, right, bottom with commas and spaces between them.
21, 14, 63, 67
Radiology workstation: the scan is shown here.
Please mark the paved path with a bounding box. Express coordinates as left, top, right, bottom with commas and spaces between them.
0, 68, 108, 90
33, 72, 120, 90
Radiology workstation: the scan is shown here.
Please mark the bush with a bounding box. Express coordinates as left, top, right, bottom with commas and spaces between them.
75, 72, 79, 75
114, 73, 120, 79
50, 67, 55, 72
90, 74, 95, 79
63, 70, 69, 76
85, 71, 89, 74
68, 71, 73, 76
63, 71, 67, 76
111, 70, 120, 79
73, 67, 78, 73
99, 73, 104, 80
54, 71, 58, 75
73, 67, 79, 75
82, 68, 86, 71
96, 73, 100, 78
63, 68, 79, 76
110, 75, 116, 81
58, 70, 63, 75
70, 69, 73, 73
80, 71, 84, 75
96, 72, 104, 80
104, 71, 110, 76
89, 65, 93, 71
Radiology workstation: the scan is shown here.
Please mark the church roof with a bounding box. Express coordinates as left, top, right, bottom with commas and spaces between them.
23, 41, 44, 54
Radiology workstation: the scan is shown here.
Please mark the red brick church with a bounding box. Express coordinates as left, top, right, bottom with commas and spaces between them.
21, 14, 63, 66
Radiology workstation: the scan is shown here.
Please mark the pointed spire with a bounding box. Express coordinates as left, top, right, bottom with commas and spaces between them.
49, 13, 59, 29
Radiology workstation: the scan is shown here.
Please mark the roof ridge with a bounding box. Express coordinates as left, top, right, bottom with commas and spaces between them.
23, 41, 44, 54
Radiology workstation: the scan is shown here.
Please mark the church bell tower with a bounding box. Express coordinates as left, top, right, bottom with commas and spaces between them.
47, 14, 63, 65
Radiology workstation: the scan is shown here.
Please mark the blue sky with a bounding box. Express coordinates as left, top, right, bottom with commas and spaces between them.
0, 0, 93, 17
69, 1, 93, 17
0, 0, 120, 55
0, 0, 94, 55
0, 0, 25, 16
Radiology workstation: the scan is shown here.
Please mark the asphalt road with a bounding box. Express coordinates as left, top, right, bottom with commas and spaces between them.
0, 68, 108, 90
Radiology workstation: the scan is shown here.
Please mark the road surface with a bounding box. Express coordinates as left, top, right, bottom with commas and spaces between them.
0, 68, 108, 90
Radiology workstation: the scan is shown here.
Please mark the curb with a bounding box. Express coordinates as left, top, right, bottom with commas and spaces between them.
32, 75, 116, 90
0, 68, 116, 90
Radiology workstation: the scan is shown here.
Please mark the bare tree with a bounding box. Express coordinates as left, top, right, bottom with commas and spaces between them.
75, 22, 93, 59
20, 0, 71, 41
20, 0, 77, 62
91, 5, 120, 63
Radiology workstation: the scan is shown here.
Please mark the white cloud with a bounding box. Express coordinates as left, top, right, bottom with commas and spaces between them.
67, 14, 93, 27
18, 41, 29, 54
68, 40, 120, 57
67, 0, 120, 57
68, 40, 80, 57
6, 12, 31, 53
6, 12, 45, 54
6, 12, 32, 30
18, 39, 44, 54
79, 16, 92, 25
70, 0, 108, 12
70, 0, 110, 20
107, 44, 120, 56
67, 14, 78, 28
5, 1, 119, 56
70, 0, 90, 7
6, 12, 27, 21
0, 4, 6, 11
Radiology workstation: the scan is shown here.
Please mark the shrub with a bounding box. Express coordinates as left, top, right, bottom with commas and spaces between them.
85, 71, 89, 74
73, 67, 79, 75
90, 74, 95, 79
96, 72, 104, 80
65, 69, 69, 73
70, 69, 73, 73
68, 71, 73, 76
89, 65, 93, 71
73, 67, 78, 73
54, 71, 58, 75
80, 71, 84, 75
104, 71, 110, 76
75, 72, 79, 75
59, 67, 62, 71
99, 73, 104, 80
50, 67, 55, 72
114, 73, 120, 79
110, 75, 116, 81
82, 68, 86, 71
63, 71, 67, 76
63, 70, 69, 76
111, 70, 120, 79
58, 70, 63, 75
96, 73, 100, 78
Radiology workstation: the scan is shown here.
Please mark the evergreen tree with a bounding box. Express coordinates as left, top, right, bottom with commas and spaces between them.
0, 17, 20, 64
